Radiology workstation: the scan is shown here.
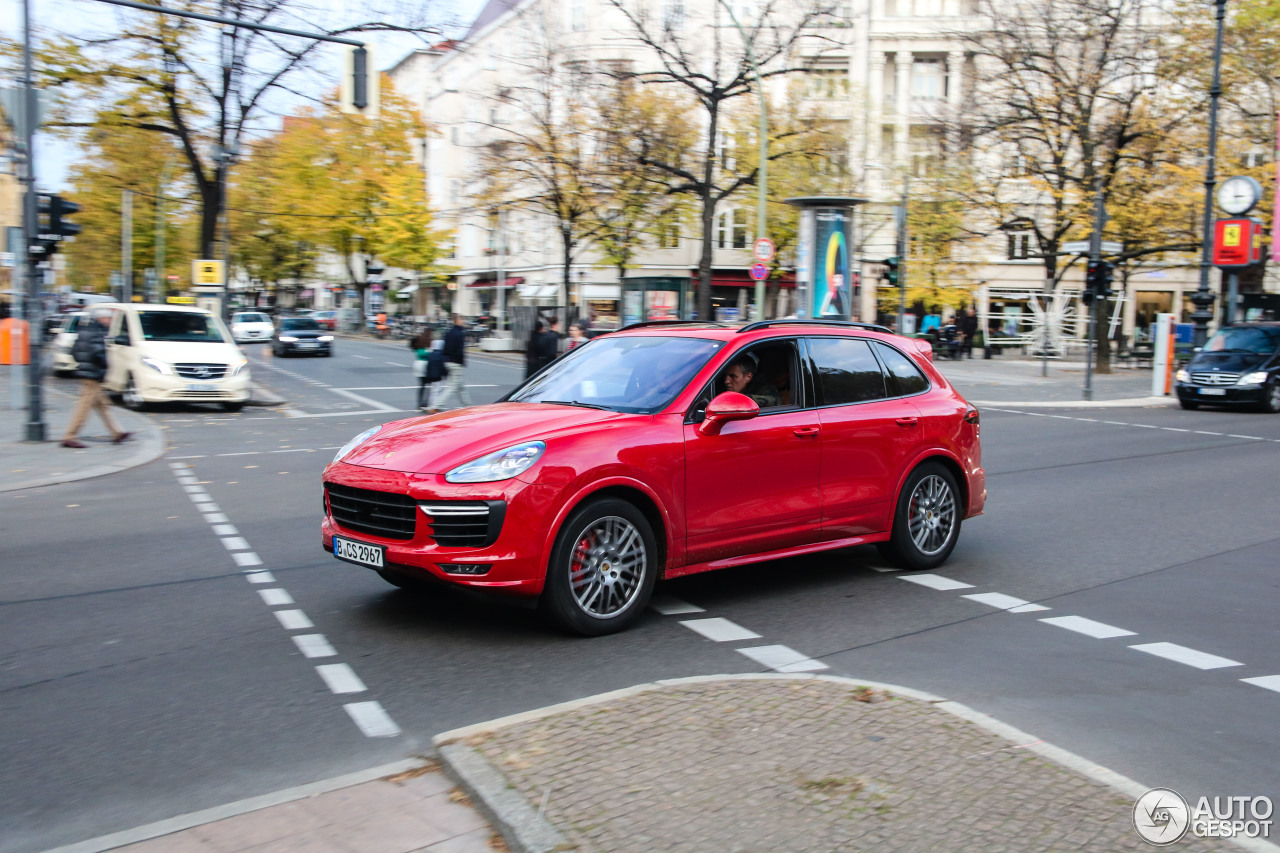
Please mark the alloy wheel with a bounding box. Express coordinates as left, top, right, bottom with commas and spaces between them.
907, 474, 957, 556
568, 516, 647, 618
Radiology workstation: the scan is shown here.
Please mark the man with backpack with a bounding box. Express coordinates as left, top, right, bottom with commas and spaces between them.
61, 307, 132, 448
424, 315, 470, 414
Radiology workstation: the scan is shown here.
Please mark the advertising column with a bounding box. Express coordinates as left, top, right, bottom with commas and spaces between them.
784, 196, 867, 322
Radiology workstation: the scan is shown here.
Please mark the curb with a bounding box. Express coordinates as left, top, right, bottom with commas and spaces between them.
0, 407, 166, 493
433, 673, 1279, 853
971, 395, 1179, 408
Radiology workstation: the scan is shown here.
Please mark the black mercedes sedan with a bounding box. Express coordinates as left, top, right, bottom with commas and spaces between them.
271, 317, 334, 357
1175, 322, 1280, 412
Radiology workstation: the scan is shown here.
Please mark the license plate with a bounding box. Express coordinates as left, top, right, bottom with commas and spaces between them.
187, 383, 212, 391
1199, 388, 1227, 396
299, 342, 318, 348
333, 536, 385, 569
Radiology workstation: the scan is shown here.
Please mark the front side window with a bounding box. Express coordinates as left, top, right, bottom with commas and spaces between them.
874, 342, 929, 397
808, 337, 886, 405
138, 311, 225, 343
506, 335, 723, 414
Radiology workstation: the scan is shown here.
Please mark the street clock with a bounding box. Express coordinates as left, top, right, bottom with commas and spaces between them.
1217, 175, 1262, 215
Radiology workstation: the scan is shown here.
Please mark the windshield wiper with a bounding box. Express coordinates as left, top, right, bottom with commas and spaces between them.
540, 399, 612, 411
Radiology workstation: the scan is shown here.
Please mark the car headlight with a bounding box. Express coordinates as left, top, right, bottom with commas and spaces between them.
318, 335, 333, 342
230, 358, 249, 377
279, 335, 298, 342
445, 441, 545, 483
1175, 368, 1189, 382
1238, 371, 1268, 385
332, 425, 383, 464
141, 357, 173, 375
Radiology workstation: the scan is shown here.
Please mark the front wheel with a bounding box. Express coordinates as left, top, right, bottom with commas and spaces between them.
1179, 398, 1200, 411
878, 462, 962, 571
1259, 381, 1280, 414
222, 401, 244, 413
122, 374, 148, 411
540, 498, 658, 636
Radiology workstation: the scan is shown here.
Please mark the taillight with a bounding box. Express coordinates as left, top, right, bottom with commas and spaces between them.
964, 407, 980, 425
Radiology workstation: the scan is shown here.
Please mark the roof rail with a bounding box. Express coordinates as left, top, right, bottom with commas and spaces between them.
617, 320, 731, 332
736, 319, 895, 335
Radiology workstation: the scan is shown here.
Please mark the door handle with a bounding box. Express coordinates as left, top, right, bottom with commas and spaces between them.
895, 417, 919, 427
793, 426, 820, 437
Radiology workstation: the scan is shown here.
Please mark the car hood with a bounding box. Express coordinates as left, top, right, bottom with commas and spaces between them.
340, 403, 640, 475
1186, 351, 1270, 373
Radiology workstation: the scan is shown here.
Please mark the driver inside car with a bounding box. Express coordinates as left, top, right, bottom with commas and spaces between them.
722, 352, 781, 408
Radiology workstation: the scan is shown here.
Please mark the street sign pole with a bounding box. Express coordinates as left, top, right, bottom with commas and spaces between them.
1083, 177, 1108, 401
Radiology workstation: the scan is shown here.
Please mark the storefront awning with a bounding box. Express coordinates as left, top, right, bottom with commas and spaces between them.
397, 283, 418, 296
467, 276, 524, 289
518, 284, 560, 299
710, 271, 797, 289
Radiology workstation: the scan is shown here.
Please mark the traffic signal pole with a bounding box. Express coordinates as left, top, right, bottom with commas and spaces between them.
1083, 177, 1107, 402
20, 0, 45, 441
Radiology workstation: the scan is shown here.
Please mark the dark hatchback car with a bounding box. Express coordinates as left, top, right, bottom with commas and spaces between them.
1175, 322, 1280, 412
272, 317, 334, 357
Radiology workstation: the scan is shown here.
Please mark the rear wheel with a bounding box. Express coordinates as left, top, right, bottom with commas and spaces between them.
540, 498, 657, 636
878, 462, 961, 571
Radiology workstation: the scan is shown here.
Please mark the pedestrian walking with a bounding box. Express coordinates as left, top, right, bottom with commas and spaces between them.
535, 317, 561, 372
958, 307, 979, 359
426, 314, 471, 413
565, 322, 588, 352
524, 318, 546, 379
61, 306, 132, 449
410, 329, 436, 409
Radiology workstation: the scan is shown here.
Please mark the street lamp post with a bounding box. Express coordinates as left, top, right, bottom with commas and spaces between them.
1193, 0, 1229, 347
720, 1, 768, 321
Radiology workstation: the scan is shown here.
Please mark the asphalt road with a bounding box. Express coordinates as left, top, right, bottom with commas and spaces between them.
2, 339, 1278, 852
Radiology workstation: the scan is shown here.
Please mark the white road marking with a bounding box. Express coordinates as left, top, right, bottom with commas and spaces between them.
288, 408, 414, 419
680, 617, 762, 642
258, 588, 294, 606
736, 645, 829, 673
1193, 430, 1223, 436
384, 361, 405, 367
1162, 427, 1189, 432
1129, 642, 1243, 670
245, 572, 276, 584
292, 634, 337, 658
962, 592, 1032, 611
330, 387, 398, 412
275, 609, 314, 630
203, 512, 229, 523
344, 701, 401, 738
168, 462, 187, 470
316, 663, 366, 694
898, 573, 975, 591
649, 596, 705, 615
1241, 675, 1280, 693
193, 503, 220, 512
232, 552, 263, 567
176, 476, 199, 485
1008, 603, 1051, 613
212, 524, 239, 536
182, 485, 208, 496
1229, 434, 1265, 440
352, 354, 372, 360
1039, 615, 1137, 639
221, 536, 252, 551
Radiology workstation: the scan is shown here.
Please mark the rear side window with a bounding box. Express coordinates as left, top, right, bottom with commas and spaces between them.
808, 338, 886, 405
874, 342, 929, 397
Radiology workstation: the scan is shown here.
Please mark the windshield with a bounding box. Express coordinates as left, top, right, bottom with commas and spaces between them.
1205, 326, 1280, 355
138, 311, 226, 343
506, 335, 724, 414
235, 313, 269, 324
280, 318, 322, 331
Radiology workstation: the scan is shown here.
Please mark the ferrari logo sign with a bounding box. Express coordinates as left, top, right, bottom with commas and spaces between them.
192, 259, 225, 286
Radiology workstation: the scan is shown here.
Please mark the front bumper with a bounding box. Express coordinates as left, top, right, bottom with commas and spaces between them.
278, 339, 332, 355
234, 329, 273, 343
1175, 382, 1265, 405
321, 463, 558, 596
136, 369, 251, 403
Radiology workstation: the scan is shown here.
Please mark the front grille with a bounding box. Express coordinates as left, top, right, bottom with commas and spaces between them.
176, 390, 230, 399
420, 501, 506, 548
1191, 372, 1238, 386
175, 363, 228, 380
326, 482, 418, 540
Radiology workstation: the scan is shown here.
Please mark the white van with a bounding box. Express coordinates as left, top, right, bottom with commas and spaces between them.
103, 304, 251, 412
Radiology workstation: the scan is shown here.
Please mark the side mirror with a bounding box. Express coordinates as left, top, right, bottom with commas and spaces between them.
698, 392, 759, 436
113, 334, 130, 346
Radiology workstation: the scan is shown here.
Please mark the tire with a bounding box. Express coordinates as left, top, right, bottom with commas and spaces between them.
122, 374, 148, 411
539, 498, 658, 636
222, 402, 244, 413
878, 462, 962, 571
1179, 398, 1200, 411
1259, 381, 1280, 414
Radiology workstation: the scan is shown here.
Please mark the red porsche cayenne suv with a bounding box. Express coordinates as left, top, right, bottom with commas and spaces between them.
322, 320, 985, 635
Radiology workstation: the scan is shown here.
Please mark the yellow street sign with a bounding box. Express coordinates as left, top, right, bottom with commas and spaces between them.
192, 259, 225, 286
167, 296, 197, 304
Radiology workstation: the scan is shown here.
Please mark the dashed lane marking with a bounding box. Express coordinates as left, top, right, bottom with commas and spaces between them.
736, 645, 829, 673
169, 460, 398, 738
1129, 642, 1243, 670
985, 408, 1280, 443
1038, 615, 1137, 639
649, 595, 706, 615
962, 592, 1037, 611
898, 573, 975, 591
680, 617, 762, 642
1242, 675, 1280, 693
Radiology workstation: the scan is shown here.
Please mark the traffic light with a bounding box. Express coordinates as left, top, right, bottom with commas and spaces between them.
34, 193, 81, 255
882, 256, 900, 286
340, 44, 379, 117
1084, 259, 1114, 306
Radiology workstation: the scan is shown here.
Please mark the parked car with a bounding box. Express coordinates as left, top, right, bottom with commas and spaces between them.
50, 311, 88, 376
310, 310, 339, 331
272, 317, 334, 357
1175, 322, 1280, 412
322, 319, 986, 635
103, 303, 250, 412
230, 311, 275, 344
